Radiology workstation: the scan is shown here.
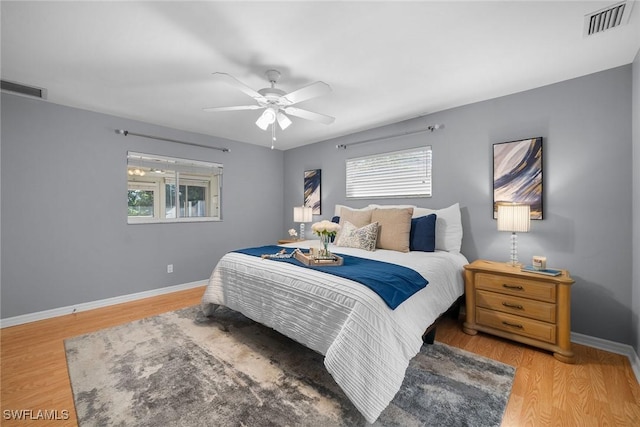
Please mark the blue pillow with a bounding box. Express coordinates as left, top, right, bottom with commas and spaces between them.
330, 216, 340, 242
410, 214, 437, 252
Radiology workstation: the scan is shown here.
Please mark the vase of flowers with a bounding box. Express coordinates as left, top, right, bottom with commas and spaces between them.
311, 220, 341, 258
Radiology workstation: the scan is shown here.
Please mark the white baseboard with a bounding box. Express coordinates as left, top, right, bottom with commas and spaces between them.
571, 331, 640, 384
0, 280, 207, 329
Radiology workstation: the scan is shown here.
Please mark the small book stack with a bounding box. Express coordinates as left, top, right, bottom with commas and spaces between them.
521, 265, 562, 276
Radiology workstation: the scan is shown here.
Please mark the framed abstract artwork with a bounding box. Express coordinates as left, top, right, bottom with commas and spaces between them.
304, 169, 321, 214
493, 137, 543, 219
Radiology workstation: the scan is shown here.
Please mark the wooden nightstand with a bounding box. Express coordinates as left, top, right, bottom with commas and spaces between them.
462, 259, 575, 363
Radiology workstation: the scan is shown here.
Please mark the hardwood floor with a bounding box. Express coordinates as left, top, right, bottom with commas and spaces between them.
2, 287, 639, 426
437, 315, 640, 426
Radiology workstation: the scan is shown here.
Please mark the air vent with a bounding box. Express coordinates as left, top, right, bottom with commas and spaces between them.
584, 1, 633, 36
1, 80, 47, 99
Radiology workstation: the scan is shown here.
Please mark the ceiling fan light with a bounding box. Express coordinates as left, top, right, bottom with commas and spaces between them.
255, 116, 269, 130
256, 108, 276, 130
277, 111, 292, 130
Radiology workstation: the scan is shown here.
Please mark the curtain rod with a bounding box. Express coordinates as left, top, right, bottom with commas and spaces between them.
115, 129, 230, 153
336, 124, 444, 149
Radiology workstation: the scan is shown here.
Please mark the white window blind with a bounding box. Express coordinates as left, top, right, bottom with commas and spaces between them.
346, 146, 432, 198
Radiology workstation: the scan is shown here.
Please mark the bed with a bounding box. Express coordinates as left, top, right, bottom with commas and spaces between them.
201, 203, 468, 423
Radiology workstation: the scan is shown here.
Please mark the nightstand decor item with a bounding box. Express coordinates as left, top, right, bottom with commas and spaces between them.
532, 255, 547, 270
463, 259, 575, 363
521, 265, 562, 276
293, 206, 312, 240
497, 202, 530, 266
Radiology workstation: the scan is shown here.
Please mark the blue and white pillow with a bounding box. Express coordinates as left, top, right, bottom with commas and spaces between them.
335, 221, 379, 251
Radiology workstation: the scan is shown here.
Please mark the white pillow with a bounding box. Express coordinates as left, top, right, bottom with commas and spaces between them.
412, 203, 463, 253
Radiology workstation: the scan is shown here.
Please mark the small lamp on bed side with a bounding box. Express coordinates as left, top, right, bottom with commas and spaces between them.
497, 202, 530, 267
293, 206, 313, 240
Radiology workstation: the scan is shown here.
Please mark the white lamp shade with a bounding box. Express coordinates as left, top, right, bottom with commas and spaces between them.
293, 206, 313, 222
497, 203, 531, 232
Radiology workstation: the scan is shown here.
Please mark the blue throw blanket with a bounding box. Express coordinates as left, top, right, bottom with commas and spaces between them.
233, 245, 428, 310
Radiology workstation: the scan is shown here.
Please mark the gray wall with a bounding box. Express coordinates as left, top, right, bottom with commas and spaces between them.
1, 93, 284, 318
633, 49, 640, 353
2, 64, 636, 349
284, 65, 634, 345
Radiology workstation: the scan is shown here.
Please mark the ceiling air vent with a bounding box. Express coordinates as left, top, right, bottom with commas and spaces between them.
1, 80, 47, 99
584, 1, 633, 36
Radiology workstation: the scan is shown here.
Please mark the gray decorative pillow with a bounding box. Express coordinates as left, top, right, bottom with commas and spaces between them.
335, 221, 379, 251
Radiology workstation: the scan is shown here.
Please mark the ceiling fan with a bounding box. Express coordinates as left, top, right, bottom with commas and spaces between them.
203, 70, 335, 135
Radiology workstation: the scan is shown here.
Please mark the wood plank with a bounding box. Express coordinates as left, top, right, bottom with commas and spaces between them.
1, 286, 205, 427
435, 314, 640, 426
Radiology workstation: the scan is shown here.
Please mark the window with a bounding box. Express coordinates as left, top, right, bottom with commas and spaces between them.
346, 146, 432, 198
127, 152, 222, 223
128, 182, 159, 217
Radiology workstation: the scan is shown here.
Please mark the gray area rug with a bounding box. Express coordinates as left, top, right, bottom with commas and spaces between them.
65, 306, 515, 426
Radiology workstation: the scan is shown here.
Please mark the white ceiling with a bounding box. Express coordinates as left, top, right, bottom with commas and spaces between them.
2, 1, 639, 150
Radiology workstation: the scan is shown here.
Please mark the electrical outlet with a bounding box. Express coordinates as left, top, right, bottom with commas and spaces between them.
167, 264, 173, 273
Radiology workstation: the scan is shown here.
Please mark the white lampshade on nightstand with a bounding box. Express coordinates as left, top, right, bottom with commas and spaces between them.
497, 202, 530, 266
293, 206, 313, 240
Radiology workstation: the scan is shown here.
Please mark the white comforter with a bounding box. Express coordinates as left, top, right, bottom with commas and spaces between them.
201, 242, 468, 423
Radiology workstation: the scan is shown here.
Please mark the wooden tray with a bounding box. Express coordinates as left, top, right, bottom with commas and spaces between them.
294, 250, 343, 267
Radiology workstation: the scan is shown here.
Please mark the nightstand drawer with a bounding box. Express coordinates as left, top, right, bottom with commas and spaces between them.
476, 290, 556, 323
476, 273, 556, 303
476, 307, 557, 344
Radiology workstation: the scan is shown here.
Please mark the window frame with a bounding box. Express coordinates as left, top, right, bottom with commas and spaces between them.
128, 181, 161, 218
127, 152, 222, 224
345, 146, 432, 199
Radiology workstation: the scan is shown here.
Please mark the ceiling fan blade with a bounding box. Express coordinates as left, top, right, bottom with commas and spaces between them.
212, 72, 267, 102
203, 105, 262, 112
282, 81, 332, 105
283, 107, 335, 125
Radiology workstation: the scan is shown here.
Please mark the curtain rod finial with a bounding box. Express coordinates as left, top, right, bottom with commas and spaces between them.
115, 129, 128, 136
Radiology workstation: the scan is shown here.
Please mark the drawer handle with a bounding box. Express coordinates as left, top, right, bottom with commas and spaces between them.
502, 302, 524, 310
502, 321, 523, 329
502, 284, 524, 291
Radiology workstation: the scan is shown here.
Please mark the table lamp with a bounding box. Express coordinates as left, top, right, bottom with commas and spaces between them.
293, 206, 313, 240
497, 202, 530, 266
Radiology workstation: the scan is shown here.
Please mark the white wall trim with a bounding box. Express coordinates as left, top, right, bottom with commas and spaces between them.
572, 331, 640, 384
0, 280, 207, 329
